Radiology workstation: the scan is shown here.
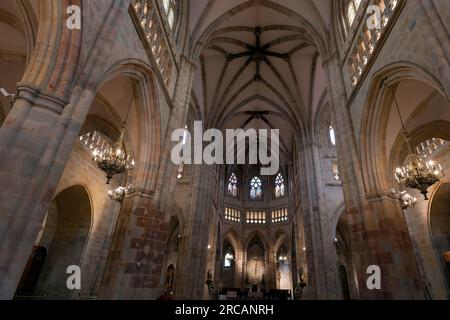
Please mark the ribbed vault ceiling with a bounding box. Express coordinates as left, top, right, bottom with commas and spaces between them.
190, 1, 331, 158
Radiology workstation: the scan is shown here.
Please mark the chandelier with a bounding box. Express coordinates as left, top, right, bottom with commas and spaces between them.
385, 80, 444, 200
80, 81, 137, 184
388, 188, 417, 210
108, 185, 134, 202
416, 138, 444, 158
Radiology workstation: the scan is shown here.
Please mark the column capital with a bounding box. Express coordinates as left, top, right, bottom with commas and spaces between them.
179, 55, 197, 70
322, 52, 339, 68
16, 82, 69, 115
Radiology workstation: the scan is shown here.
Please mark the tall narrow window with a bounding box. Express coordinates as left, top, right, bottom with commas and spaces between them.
177, 125, 188, 179
250, 176, 263, 200
345, 0, 362, 27
162, 0, 177, 30
228, 173, 238, 197
332, 161, 341, 181
224, 252, 234, 268
275, 173, 286, 198
329, 125, 336, 146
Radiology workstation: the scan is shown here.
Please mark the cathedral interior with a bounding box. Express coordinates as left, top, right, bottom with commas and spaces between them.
0, 0, 449, 301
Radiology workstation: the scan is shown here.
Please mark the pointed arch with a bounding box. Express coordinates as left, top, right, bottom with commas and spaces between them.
360, 61, 447, 194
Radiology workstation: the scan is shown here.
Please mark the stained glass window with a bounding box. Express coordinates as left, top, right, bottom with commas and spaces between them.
275, 173, 286, 198
228, 173, 238, 197
250, 176, 263, 200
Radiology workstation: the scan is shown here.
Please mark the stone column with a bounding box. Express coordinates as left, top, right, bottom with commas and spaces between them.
297, 139, 339, 299
0, 85, 70, 299
324, 55, 424, 299
267, 251, 278, 291
0, 0, 134, 299
99, 56, 197, 299
155, 56, 197, 208
175, 164, 216, 299
411, 0, 450, 99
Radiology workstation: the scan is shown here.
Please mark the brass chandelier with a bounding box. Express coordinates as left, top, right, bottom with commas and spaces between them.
385, 81, 444, 200
388, 188, 417, 210
80, 81, 137, 184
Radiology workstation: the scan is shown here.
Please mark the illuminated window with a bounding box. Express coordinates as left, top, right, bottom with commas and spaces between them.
162, 0, 177, 30
250, 176, 263, 200
345, 0, 362, 27
332, 161, 341, 181
246, 211, 266, 224
162, 0, 170, 12
225, 207, 241, 222
227, 173, 238, 197
275, 173, 286, 198
224, 253, 234, 268
271, 208, 288, 223
329, 125, 336, 146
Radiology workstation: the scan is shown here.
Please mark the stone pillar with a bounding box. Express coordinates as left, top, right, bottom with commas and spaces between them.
0, 0, 134, 299
155, 56, 197, 208
298, 140, 339, 299
267, 251, 278, 291
324, 55, 424, 299
175, 164, 215, 299
0, 85, 70, 299
99, 56, 197, 299
411, 0, 450, 99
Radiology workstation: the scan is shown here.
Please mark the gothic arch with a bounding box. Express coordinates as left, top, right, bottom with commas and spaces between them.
245, 232, 268, 254
223, 229, 242, 255
389, 120, 450, 177
14, 0, 38, 63
21, 0, 82, 98
331, 202, 346, 239
97, 59, 162, 191
271, 229, 290, 253
15, 184, 93, 299
360, 62, 447, 194
427, 182, 450, 293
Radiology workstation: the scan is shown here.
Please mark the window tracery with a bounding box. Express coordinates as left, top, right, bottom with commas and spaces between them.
250, 176, 263, 200
275, 173, 286, 198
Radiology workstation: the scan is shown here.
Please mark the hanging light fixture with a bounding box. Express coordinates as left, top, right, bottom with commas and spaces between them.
384, 80, 444, 200
80, 81, 137, 184
277, 248, 287, 262
416, 138, 445, 158
388, 188, 417, 210
108, 185, 135, 202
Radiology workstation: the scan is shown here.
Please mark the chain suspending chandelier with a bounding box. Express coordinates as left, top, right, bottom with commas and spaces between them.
385, 80, 444, 200
80, 81, 137, 184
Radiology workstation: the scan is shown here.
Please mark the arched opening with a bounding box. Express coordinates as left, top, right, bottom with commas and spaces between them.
15, 185, 92, 299
164, 265, 176, 295
335, 217, 355, 300
275, 244, 292, 297
430, 183, 450, 289
360, 67, 450, 299
220, 240, 236, 289
339, 265, 351, 300
246, 236, 266, 296
0, 0, 38, 125
163, 217, 181, 296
